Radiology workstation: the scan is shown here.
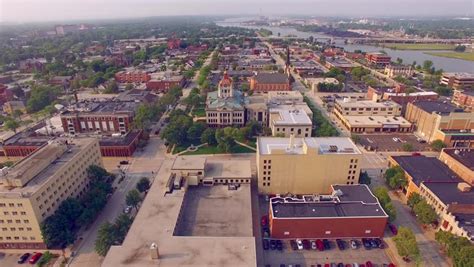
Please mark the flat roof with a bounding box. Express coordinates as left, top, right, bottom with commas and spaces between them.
391, 155, 462, 186
336, 99, 401, 109
103, 158, 257, 267
442, 149, 474, 171
270, 108, 312, 126
99, 131, 142, 147
253, 72, 289, 84
343, 115, 411, 127
258, 137, 361, 155
271, 184, 387, 219
443, 72, 474, 79
172, 156, 206, 170
205, 159, 251, 179
423, 182, 474, 206
412, 100, 462, 114
61, 100, 139, 116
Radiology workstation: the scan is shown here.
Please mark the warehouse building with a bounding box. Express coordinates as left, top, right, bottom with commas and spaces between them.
269, 184, 388, 239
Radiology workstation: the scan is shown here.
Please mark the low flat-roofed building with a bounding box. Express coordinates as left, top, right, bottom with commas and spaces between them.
334, 98, 402, 117
432, 129, 474, 149
388, 155, 462, 197
146, 73, 185, 92
325, 57, 357, 71
452, 89, 474, 111
339, 115, 412, 133
250, 72, 291, 93
366, 52, 391, 67
419, 182, 474, 241
305, 77, 339, 93
439, 148, 474, 185
115, 70, 151, 83
384, 64, 414, 78
0, 138, 102, 249
441, 72, 474, 90
3, 101, 26, 115
269, 108, 312, 137
99, 130, 142, 157
257, 137, 361, 195
405, 100, 473, 144
269, 184, 388, 239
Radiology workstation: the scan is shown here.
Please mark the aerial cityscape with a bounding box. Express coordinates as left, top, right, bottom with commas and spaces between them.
0, 0, 473, 266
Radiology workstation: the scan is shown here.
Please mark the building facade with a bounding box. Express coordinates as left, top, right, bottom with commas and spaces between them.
440, 72, 474, 90
439, 149, 474, 185
250, 73, 291, 93
269, 185, 389, 239
366, 53, 391, 67
269, 108, 312, 137
257, 137, 361, 195
115, 71, 151, 83
0, 138, 103, 249
384, 64, 414, 78
452, 89, 474, 111
146, 75, 185, 93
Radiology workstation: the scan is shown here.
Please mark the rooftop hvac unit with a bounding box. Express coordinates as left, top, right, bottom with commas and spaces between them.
328, 145, 338, 152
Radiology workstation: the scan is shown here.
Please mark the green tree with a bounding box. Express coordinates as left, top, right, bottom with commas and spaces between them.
136, 177, 151, 193
384, 166, 408, 190
95, 222, 116, 256
87, 165, 109, 182
26, 85, 61, 113
125, 83, 134, 90
114, 214, 133, 243
201, 128, 217, 145
393, 227, 420, 261
423, 60, 434, 72
4, 119, 19, 133
402, 143, 414, 152
104, 80, 119, 94
133, 104, 153, 130
413, 199, 438, 224
373, 186, 397, 222
126, 189, 142, 210
407, 192, 423, 209
36, 251, 53, 267
187, 122, 205, 141
431, 139, 447, 152
435, 231, 474, 266
359, 171, 371, 185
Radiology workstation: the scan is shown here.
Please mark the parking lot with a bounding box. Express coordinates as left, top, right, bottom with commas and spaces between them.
0, 252, 59, 267
357, 134, 430, 152
174, 184, 253, 237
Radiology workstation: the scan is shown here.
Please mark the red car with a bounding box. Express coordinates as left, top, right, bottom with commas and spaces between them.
316, 239, 324, 251
261, 216, 268, 227
388, 264, 396, 267
389, 223, 398, 235
366, 261, 373, 267
29, 252, 42, 264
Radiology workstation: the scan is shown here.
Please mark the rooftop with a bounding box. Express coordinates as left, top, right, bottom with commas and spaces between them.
343, 115, 412, 127
443, 72, 474, 79
253, 72, 289, 84
61, 100, 139, 116
257, 137, 361, 155
270, 184, 387, 219
336, 99, 401, 109
422, 182, 474, 206
206, 89, 246, 110
412, 100, 463, 115
172, 156, 207, 171
270, 108, 312, 126
99, 130, 142, 147
391, 155, 462, 186
443, 148, 474, 171
205, 159, 251, 179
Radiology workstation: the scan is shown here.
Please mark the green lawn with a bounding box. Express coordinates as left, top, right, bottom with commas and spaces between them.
381, 43, 456, 50
183, 144, 255, 155
191, 106, 206, 117
424, 52, 474, 62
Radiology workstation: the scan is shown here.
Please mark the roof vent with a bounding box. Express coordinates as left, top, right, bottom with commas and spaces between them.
458, 182, 471, 192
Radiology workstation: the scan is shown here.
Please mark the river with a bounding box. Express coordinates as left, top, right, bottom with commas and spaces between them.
217, 20, 474, 74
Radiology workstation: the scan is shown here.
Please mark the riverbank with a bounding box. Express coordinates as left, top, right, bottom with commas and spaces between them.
424, 51, 474, 62
376, 43, 456, 50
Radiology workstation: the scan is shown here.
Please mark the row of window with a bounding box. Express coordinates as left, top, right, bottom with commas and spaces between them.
1, 227, 33, 232
0, 219, 29, 224
0, 236, 36, 241
0, 203, 23, 208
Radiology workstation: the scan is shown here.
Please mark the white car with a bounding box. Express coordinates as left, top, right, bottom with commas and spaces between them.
124, 206, 132, 214
392, 137, 399, 142
350, 240, 358, 249
296, 239, 304, 250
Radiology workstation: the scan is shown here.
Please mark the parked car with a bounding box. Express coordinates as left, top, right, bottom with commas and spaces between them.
365, 261, 373, 267
270, 239, 277, 250
302, 239, 311, 250
28, 253, 42, 264
124, 205, 132, 214
392, 137, 399, 142
276, 240, 283, 251
350, 239, 358, 249
374, 238, 385, 249
337, 263, 344, 267
296, 239, 304, 250
263, 239, 269, 250
290, 240, 298, 250
322, 239, 331, 250
311, 240, 317, 250
362, 238, 372, 250
261, 215, 268, 227
370, 239, 378, 249
17, 253, 30, 264
336, 239, 346, 250
388, 224, 398, 235
119, 160, 129, 165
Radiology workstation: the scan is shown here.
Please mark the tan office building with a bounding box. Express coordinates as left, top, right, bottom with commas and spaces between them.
0, 138, 103, 249
405, 100, 474, 143
257, 137, 361, 195
269, 108, 312, 137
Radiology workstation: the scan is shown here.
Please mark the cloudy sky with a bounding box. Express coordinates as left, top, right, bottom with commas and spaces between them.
1, 0, 472, 22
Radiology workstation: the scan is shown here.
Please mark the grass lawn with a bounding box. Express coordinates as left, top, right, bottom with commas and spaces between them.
192, 107, 206, 117
381, 43, 456, 50
424, 51, 474, 62
183, 144, 255, 155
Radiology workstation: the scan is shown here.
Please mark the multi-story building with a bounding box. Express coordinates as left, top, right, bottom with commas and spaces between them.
0, 138, 102, 249
0, 84, 13, 104
60, 101, 139, 135
115, 71, 151, 83
146, 74, 185, 92
365, 52, 391, 67
440, 72, 474, 90
305, 77, 339, 93
99, 130, 142, 157
367, 86, 438, 109
333, 98, 412, 133
269, 108, 312, 137
384, 64, 414, 78
324, 57, 356, 72
452, 89, 474, 111
256, 136, 361, 195
205, 72, 246, 127
405, 100, 473, 145
250, 72, 291, 93
439, 148, 474, 185
269, 185, 389, 239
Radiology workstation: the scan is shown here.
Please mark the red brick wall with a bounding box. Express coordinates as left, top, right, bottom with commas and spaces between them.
146, 80, 184, 92
0, 242, 47, 250
4, 146, 41, 157
61, 115, 132, 134
270, 216, 388, 239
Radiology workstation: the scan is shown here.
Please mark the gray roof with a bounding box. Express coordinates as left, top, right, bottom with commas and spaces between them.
443, 149, 474, 171
423, 182, 474, 206
206, 90, 247, 110
412, 100, 462, 114
271, 185, 387, 219
254, 72, 289, 84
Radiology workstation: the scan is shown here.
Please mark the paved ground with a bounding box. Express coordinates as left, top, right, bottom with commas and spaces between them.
357, 133, 430, 152
175, 185, 252, 237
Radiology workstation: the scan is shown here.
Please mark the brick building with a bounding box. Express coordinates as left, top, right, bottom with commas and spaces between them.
115, 71, 151, 83
0, 84, 13, 104
452, 89, 474, 111
439, 148, 474, 185
365, 52, 391, 67
99, 130, 142, 157
250, 73, 290, 93
384, 64, 414, 78
269, 185, 388, 239
440, 72, 474, 90
60, 101, 139, 135
146, 75, 185, 93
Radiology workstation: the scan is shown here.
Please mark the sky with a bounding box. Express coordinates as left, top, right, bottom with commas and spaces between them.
1, 0, 473, 23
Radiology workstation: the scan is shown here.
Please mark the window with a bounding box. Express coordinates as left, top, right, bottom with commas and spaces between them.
325, 231, 331, 234
284, 232, 290, 235
21, 212, 26, 215
9, 203, 14, 207
23, 220, 29, 223
365, 230, 371, 234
